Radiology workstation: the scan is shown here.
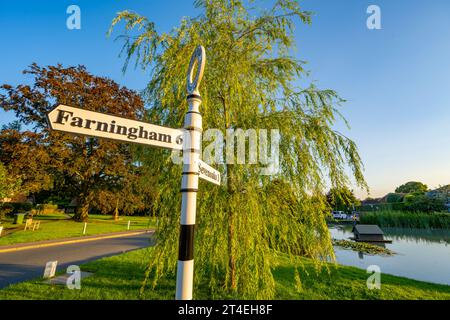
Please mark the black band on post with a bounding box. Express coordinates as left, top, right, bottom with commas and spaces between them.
182, 148, 201, 154
184, 127, 203, 133
186, 94, 202, 101
180, 188, 199, 193
186, 111, 202, 115
178, 224, 195, 261
182, 172, 200, 176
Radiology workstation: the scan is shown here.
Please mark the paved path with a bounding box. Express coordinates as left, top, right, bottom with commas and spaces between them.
0, 231, 154, 289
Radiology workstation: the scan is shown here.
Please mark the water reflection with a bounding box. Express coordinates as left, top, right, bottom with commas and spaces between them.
383, 228, 450, 244
328, 224, 450, 285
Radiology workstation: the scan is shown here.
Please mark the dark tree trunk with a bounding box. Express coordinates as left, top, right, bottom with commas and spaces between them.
227, 164, 237, 291
74, 201, 89, 222
228, 210, 236, 290
113, 198, 119, 221
73, 192, 93, 222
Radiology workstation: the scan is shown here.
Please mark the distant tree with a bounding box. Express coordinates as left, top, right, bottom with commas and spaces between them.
0, 64, 145, 221
434, 185, 450, 197
0, 129, 53, 196
1, 120, 22, 131
385, 193, 404, 203
404, 193, 446, 212
327, 187, 360, 211
92, 167, 157, 219
0, 161, 21, 201
395, 181, 428, 194
363, 197, 377, 203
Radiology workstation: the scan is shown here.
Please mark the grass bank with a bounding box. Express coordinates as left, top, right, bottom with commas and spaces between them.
1, 248, 449, 300
360, 210, 450, 229
0, 214, 156, 246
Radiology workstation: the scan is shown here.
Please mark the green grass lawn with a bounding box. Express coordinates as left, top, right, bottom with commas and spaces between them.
1, 248, 448, 300
0, 214, 156, 246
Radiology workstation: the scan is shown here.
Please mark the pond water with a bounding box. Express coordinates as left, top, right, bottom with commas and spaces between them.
329, 224, 450, 285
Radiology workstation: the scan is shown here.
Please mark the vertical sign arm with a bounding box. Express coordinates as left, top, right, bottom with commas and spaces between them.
176, 46, 206, 300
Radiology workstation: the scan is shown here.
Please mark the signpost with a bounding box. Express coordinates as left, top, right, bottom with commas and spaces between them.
46, 45, 217, 300
176, 45, 206, 300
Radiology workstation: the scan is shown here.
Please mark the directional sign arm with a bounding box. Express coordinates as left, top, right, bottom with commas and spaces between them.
197, 159, 221, 186
47, 105, 184, 150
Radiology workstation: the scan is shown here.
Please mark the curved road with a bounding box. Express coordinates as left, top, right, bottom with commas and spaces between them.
0, 231, 154, 289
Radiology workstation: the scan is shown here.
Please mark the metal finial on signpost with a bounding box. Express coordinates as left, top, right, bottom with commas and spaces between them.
186, 46, 206, 96
175, 46, 206, 300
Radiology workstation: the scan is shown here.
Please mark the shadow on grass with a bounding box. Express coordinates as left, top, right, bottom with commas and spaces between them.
2, 248, 449, 300
272, 259, 450, 300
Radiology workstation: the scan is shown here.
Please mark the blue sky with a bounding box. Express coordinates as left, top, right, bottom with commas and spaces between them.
0, 0, 449, 198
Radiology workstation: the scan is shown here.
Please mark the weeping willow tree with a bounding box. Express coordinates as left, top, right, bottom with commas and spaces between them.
110, 0, 367, 299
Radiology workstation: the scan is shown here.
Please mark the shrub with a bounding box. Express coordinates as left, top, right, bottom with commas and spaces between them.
404, 194, 446, 212
35, 203, 59, 215
360, 210, 450, 229
386, 193, 404, 203
0, 205, 13, 219
0, 202, 33, 216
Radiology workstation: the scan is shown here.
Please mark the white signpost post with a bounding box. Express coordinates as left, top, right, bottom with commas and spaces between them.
176, 46, 206, 300
47, 45, 217, 300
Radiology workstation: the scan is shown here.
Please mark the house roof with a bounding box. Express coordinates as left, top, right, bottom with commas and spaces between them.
353, 225, 384, 235
361, 199, 381, 205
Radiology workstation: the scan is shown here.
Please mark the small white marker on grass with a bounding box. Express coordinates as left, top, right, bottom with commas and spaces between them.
43, 261, 58, 279
127, 220, 131, 230
82, 222, 87, 235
